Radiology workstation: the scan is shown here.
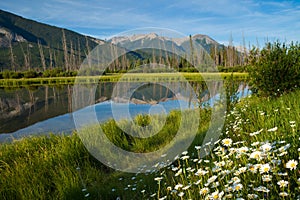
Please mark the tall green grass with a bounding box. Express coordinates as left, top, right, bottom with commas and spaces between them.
146, 90, 300, 199
1, 89, 299, 199
0, 108, 211, 199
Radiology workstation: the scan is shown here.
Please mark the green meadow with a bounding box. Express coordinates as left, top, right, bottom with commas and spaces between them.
0, 89, 299, 199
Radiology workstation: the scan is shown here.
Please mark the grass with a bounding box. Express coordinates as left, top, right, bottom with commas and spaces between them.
1, 88, 299, 199
0, 72, 248, 87
147, 90, 300, 199
0, 108, 212, 200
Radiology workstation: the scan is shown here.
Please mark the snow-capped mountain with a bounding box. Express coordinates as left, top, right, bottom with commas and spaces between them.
109, 33, 223, 53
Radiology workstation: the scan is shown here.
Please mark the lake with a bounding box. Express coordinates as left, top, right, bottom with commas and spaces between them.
0, 80, 251, 142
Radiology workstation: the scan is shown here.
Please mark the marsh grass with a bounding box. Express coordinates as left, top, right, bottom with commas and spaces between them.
0, 73, 248, 87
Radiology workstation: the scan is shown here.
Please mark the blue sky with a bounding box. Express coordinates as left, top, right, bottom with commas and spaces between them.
1, 0, 300, 47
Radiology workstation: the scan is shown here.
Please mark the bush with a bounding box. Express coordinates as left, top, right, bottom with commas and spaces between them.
249, 42, 300, 97
2, 70, 23, 79
23, 70, 38, 78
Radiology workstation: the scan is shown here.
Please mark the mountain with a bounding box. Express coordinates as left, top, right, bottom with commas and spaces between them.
0, 9, 104, 71
110, 33, 224, 53
0, 9, 242, 73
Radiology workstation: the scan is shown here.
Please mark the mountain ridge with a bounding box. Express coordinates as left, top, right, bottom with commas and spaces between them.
0, 9, 242, 72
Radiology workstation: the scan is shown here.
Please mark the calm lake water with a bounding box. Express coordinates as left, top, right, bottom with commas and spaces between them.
0, 81, 251, 142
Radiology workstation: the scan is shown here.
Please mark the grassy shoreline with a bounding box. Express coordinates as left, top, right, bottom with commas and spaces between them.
0, 72, 248, 87
0, 89, 299, 199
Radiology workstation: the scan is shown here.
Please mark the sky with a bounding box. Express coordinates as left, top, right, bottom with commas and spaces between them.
1, 0, 300, 47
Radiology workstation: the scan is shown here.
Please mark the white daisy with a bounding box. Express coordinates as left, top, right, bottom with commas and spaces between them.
286, 160, 298, 170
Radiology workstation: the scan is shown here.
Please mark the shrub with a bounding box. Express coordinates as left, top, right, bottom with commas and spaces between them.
23, 70, 38, 78
249, 42, 300, 97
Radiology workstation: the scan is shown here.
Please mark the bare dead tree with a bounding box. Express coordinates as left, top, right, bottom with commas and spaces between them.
69, 41, 76, 70
21, 42, 30, 70
8, 35, 15, 71
48, 47, 53, 69
77, 37, 81, 69
38, 40, 46, 71
62, 29, 69, 71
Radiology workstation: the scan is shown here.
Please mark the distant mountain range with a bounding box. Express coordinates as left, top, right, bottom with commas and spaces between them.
110, 32, 224, 53
0, 9, 231, 72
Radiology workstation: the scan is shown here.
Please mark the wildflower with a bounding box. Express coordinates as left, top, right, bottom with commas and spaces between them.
209, 190, 224, 199
247, 194, 258, 199
267, 127, 278, 132
194, 180, 201, 185
286, 159, 298, 170
182, 185, 191, 190
181, 155, 190, 160
259, 163, 271, 174
253, 186, 270, 193
249, 129, 263, 136
277, 180, 288, 188
231, 176, 241, 184
182, 151, 188, 155
150, 193, 156, 197
166, 186, 172, 191
278, 151, 288, 157
172, 166, 179, 171
279, 143, 291, 151
215, 161, 225, 167
206, 175, 218, 185
195, 168, 209, 176
238, 167, 247, 174
225, 194, 233, 198
276, 172, 288, 176
248, 165, 257, 173
237, 146, 249, 153
222, 138, 233, 147
233, 183, 243, 191
250, 151, 262, 160
251, 141, 260, 146
178, 192, 184, 197
279, 192, 288, 197
199, 187, 209, 195
175, 169, 182, 176
262, 175, 272, 182
174, 183, 183, 190
261, 143, 272, 152
154, 177, 163, 182
211, 181, 220, 188
195, 146, 201, 150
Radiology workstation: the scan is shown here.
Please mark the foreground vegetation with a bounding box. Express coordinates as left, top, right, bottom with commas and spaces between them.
0, 41, 299, 199
0, 88, 299, 199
